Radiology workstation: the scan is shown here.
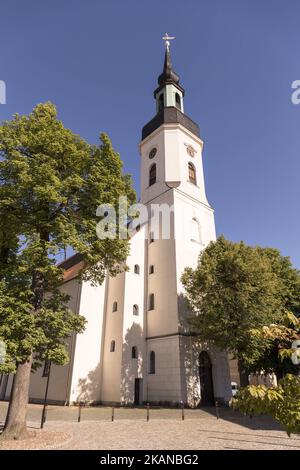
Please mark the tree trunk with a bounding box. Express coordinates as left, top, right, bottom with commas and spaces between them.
238, 359, 249, 387
1, 355, 33, 440
1, 235, 48, 440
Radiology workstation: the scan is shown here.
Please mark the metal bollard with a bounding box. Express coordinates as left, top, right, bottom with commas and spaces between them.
146, 403, 150, 422
215, 399, 220, 420
78, 401, 83, 422
111, 406, 114, 422
41, 403, 48, 429
181, 401, 185, 421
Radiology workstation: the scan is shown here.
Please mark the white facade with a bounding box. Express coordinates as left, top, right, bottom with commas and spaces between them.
0, 48, 231, 407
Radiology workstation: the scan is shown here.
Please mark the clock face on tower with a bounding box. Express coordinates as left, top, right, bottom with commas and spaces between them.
149, 147, 157, 159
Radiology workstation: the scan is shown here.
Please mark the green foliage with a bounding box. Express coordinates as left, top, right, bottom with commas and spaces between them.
181, 236, 300, 370
0, 281, 85, 373
232, 374, 300, 435
0, 102, 136, 372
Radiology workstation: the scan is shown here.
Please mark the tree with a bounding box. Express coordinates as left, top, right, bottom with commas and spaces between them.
181, 236, 300, 384
0, 102, 135, 439
232, 374, 300, 435
232, 312, 300, 435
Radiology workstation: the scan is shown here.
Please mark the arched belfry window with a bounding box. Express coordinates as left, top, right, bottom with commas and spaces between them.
134, 264, 140, 274
133, 304, 139, 316
149, 351, 155, 374
188, 162, 197, 185
132, 346, 138, 359
112, 301, 118, 312
110, 340, 115, 352
149, 164, 156, 186
175, 93, 181, 110
158, 93, 164, 112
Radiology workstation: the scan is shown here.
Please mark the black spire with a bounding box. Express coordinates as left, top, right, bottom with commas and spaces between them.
154, 47, 184, 98
157, 48, 180, 86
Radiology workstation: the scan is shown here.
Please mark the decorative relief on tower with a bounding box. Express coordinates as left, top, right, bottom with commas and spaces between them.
185, 143, 197, 158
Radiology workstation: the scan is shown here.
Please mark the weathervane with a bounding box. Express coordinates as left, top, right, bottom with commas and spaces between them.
162, 33, 175, 52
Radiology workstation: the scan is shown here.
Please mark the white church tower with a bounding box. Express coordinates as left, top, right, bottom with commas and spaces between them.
0, 38, 232, 407
138, 37, 231, 406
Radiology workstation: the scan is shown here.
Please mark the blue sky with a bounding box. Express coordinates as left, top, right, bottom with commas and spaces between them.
1, 0, 300, 268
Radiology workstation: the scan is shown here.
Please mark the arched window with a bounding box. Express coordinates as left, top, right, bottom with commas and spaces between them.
149, 351, 155, 374
149, 265, 154, 274
112, 301, 118, 312
134, 264, 140, 274
158, 93, 164, 111
190, 217, 202, 244
148, 293, 155, 311
188, 162, 197, 185
175, 92, 181, 110
133, 304, 139, 316
132, 346, 138, 359
149, 164, 156, 186
110, 340, 115, 352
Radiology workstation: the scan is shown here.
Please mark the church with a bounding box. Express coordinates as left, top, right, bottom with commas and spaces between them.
0, 41, 232, 407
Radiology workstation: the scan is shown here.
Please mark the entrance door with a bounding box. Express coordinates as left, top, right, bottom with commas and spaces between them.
134, 378, 142, 405
199, 351, 214, 405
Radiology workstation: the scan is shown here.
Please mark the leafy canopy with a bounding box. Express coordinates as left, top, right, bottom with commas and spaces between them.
181, 236, 300, 368
233, 374, 300, 435
0, 102, 136, 372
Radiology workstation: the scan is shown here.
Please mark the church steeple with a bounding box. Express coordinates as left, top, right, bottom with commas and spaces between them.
154, 36, 185, 113
157, 47, 180, 87
142, 35, 199, 141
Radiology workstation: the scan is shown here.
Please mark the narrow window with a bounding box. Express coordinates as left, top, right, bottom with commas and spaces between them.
132, 346, 138, 359
134, 264, 140, 274
42, 360, 51, 378
149, 232, 154, 243
110, 340, 116, 352
149, 351, 155, 374
112, 301, 118, 312
149, 293, 155, 311
133, 304, 139, 316
149, 265, 154, 274
158, 93, 164, 111
149, 163, 156, 186
175, 92, 181, 110
188, 162, 197, 185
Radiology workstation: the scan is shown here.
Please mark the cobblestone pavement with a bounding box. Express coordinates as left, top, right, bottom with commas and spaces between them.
1, 401, 300, 450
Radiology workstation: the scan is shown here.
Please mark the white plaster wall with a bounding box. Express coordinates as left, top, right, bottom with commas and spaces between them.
145, 189, 179, 338
22, 279, 81, 404
174, 189, 216, 293
139, 129, 167, 205
146, 336, 182, 404
120, 226, 146, 404
100, 271, 125, 403
69, 278, 107, 403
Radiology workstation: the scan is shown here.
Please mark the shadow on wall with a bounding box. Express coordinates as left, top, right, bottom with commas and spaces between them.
75, 362, 102, 404
120, 322, 144, 406
178, 293, 231, 408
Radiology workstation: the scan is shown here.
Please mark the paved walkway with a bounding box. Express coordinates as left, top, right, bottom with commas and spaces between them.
1, 401, 300, 450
